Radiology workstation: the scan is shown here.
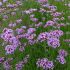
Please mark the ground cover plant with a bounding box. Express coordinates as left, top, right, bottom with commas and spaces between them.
0, 0, 70, 70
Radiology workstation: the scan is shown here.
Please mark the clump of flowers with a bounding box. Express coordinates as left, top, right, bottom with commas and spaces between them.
37, 32, 49, 42
48, 30, 64, 38
44, 20, 55, 27
47, 38, 60, 48
58, 49, 68, 57
36, 58, 54, 69
0, 0, 69, 70
0, 57, 4, 63
1, 28, 14, 42
5, 45, 16, 54
27, 28, 36, 34
3, 58, 13, 70
37, 0, 48, 3
56, 49, 68, 64
1, 28, 20, 54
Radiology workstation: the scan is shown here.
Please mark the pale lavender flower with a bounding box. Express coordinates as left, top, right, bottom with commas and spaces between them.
24, 10, 31, 14
16, 34, 25, 39
13, 23, 16, 27
52, 17, 60, 21
21, 26, 27, 29
51, 12, 62, 17
16, 61, 24, 70
9, 37, 20, 47
37, 32, 49, 42
0, 2, 2, 6
30, 14, 35, 18
26, 33, 36, 40
11, 12, 16, 16
36, 58, 54, 69
35, 22, 42, 28
42, 3, 50, 7
27, 28, 36, 34
30, 18, 38, 22
38, 0, 48, 3
0, 57, 4, 63
5, 45, 15, 54
16, 1, 21, 5
8, 23, 13, 27
58, 49, 68, 57
29, 8, 37, 12
47, 38, 60, 48
39, 8, 46, 13
44, 20, 55, 27
3, 60, 11, 70
3, 0, 7, 3
3, 15, 8, 19
56, 55, 66, 64
16, 28, 24, 34
7, 4, 14, 8
28, 40, 36, 45
1, 28, 14, 42
16, 19, 22, 24
48, 30, 64, 38
48, 5, 57, 11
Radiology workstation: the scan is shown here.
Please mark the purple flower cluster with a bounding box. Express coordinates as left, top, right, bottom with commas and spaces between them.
24, 9, 37, 14
48, 30, 64, 38
16, 28, 24, 34
5, 45, 16, 54
51, 12, 62, 17
35, 22, 42, 28
0, 57, 4, 63
3, 58, 13, 70
46, 30, 63, 48
30, 17, 38, 22
37, 0, 48, 3
48, 5, 57, 11
58, 49, 68, 57
3, 61, 11, 70
56, 55, 66, 64
1, 28, 14, 42
1, 28, 20, 54
37, 30, 63, 48
6, 1, 22, 8
44, 20, 55, 27
37, 32, 49, 42
16, 19, 22, 24
0, 0, 68, 69
3, 0, 7, 3
56, 49, 68, 64
27, 28, 36, 34
25, 33, 36, 40
36, 58, 54, 69
47, 38, 60, 48
8, 22, 16, 28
